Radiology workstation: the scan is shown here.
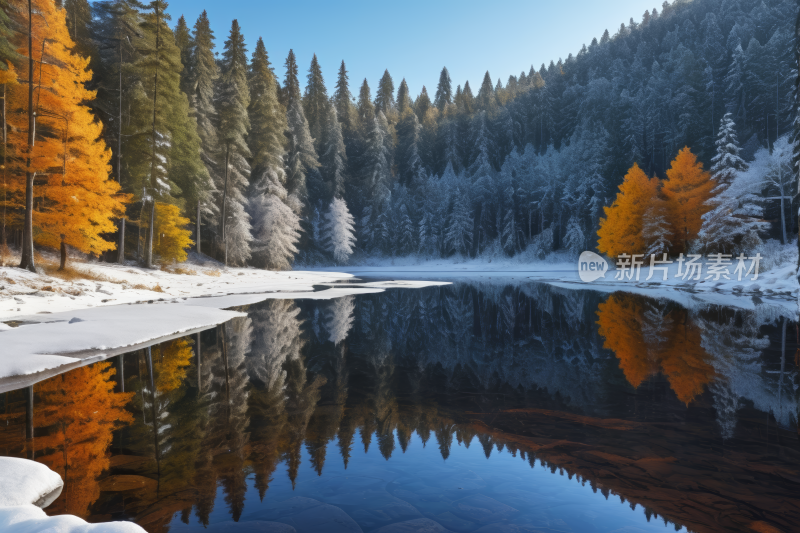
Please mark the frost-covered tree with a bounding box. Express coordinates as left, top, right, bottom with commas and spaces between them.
445, 188, 472, 256
325, 296, 355, 345
322, 197, 356, 264
699, 114, 763, 253
396, 203, 415, 255
187, 10, 219, 236
362, 111, 393, 205
284, 49, 321, 215
216, 20, 252, 265
319, 101, 347, 201
247, 38, 299, 270
562, 216, 585, 256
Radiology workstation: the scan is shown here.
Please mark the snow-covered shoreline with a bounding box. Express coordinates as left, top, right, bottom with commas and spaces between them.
0, 259, 451, 391
311, 255, 800, 314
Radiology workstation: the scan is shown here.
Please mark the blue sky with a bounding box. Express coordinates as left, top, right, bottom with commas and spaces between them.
163, 0, 660, 99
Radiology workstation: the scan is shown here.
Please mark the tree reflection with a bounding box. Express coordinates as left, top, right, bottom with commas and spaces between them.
597, 294, 715, 404
35, 363, 133, 518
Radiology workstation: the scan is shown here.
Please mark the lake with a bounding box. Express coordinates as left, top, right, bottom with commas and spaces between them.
1, 280, 797, 533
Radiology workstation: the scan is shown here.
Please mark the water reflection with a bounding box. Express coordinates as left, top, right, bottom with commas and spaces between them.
0, 281, 797, 533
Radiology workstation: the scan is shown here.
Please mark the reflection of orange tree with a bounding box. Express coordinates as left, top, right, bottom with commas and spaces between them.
34, 362, 133, 518
597, 294, 714, 404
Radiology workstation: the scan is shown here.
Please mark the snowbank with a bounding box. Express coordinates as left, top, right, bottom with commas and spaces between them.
0, 259, 353, 321
0, 457, 144, 533
0, 458, 63, 509
0, 259, 449, 391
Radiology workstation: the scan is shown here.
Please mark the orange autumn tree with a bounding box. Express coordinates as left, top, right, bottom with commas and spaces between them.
34, 362, 133, 518
597, 294, 715, 405
5, 0, 126, 269
661, 147, 714, 254
597, 163, 659, 257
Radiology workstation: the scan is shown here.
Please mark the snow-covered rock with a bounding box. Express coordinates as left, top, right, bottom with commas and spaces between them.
0, 457, 145, 532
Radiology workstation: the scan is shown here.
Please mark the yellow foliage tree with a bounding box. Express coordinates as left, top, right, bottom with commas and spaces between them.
661, 147, 714, 254
5, 0, 127, 269
596, 163, 659, 257
152, 202, 193, 264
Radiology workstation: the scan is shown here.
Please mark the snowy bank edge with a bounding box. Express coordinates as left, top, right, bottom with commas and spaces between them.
0, 458, 145, 533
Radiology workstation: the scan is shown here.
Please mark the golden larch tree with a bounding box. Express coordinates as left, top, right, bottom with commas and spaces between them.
5, 0, 126, 269
661, 147, 714, 254
597, 163, 659, 257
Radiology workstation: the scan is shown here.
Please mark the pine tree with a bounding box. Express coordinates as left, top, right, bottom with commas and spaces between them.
445, 187, 472, 256
319, 101, 347, 200
322, 197, 356, 264
476, 71, 495, 111
63, 0, 94, 60
248, 37, 299, 270
125, 0, 196, 268
396, 203, 415, 254
357, 78, 374, 127
396, 109, 425, 186
396, 78, 412, 115
461, 81, 475, 114
303, 54, 327, 150
333, 60, 353, 130
662, 147, 714, 254
362, 111, 392, 205
173, 15, 191, 93
375, 69, 395, 119
283, 49, 320, 214
414, 86, 431, 122
216, 19, 252, 265
698, 114, 763, 253
185, 10, 219, 252
434, 67, 452, 111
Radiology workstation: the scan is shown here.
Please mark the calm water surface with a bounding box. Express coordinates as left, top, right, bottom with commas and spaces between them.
1, 281, 798, 533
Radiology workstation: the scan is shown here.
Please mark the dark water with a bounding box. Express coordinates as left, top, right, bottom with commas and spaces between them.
1, 281, 798, 533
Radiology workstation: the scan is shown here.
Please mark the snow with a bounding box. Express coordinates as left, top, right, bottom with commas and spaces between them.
0, 458, 144, 533
0, 257, 353, 321
0, 458, 63, 509
0, 506, 145, 532
0, 257, 448, 390
312, 249, 799, 314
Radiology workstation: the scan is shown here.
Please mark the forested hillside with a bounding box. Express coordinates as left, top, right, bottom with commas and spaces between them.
0, 0, 798, 268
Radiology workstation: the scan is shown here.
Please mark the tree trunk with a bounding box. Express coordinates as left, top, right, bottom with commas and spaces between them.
118, 218, 125, 263
59, 238, 66, 270
145, 201, 155, 268
220, 143, 230, 266
145, 2, 160, 269
19, 0, 36, 272
196, 198, 201, 255
117, 36, 125, 264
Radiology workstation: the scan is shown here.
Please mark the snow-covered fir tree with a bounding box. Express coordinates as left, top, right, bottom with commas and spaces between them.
322, 197, 356, 264
445, 187, 472, 256
247, 38, 300, 270
698, 113, 763, 254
